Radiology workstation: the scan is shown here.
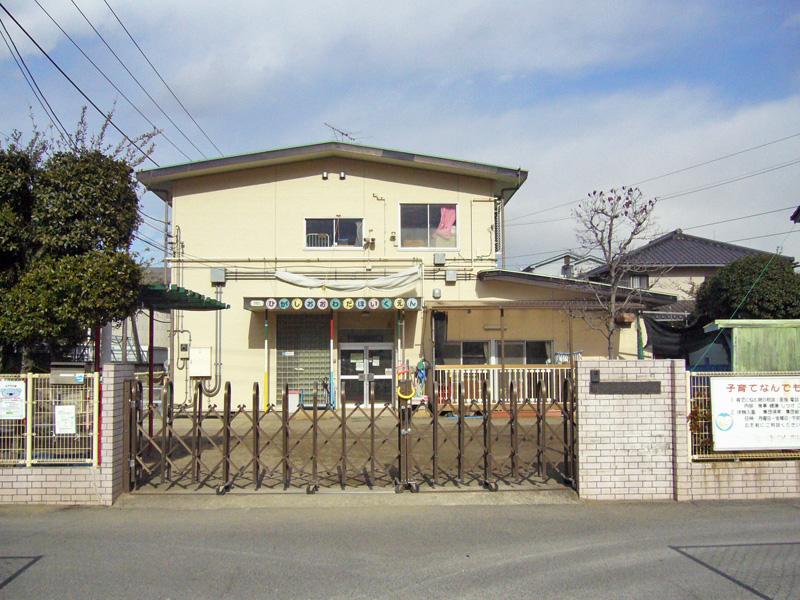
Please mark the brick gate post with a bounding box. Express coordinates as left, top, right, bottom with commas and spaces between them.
99, 363, 135, 505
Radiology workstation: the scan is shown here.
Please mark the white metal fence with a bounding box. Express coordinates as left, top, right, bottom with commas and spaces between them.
434, 365, 573, 404
0, 373, 99, 466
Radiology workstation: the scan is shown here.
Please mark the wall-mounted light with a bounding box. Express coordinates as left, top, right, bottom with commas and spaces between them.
339, 171, 346, 180
432, 288, 442, 299
322, 171, 329, 180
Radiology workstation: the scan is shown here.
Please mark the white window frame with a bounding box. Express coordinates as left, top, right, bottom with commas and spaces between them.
398, 203, 459, 251
304, 217, 364, 250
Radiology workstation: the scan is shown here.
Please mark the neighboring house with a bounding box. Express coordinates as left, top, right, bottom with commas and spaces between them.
137, 142, 675, 408
585, 229, 792, 322
524, 252, 604, 278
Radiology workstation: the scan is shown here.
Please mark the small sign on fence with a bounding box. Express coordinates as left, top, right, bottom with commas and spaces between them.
710, 376, 800, 451
0, 380, 25, 420
54, 404, 77, 435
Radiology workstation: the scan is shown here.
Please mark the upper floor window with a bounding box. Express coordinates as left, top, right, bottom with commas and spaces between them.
306, 218, 363, 248
400, 204, 457, 249
628, 274, 649, 290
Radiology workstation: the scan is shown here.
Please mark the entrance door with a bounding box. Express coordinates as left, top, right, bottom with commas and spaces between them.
339, 343, 394, 405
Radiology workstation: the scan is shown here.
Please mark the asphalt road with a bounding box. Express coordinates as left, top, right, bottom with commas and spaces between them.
1, 494, 799, 599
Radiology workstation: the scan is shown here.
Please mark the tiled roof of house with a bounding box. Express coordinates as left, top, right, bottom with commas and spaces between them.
585, 229, 793, 277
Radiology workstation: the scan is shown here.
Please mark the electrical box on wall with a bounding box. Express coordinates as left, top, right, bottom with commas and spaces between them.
189, 346, 212, 379
178, 343, 190, 361
209, 268, 226, 285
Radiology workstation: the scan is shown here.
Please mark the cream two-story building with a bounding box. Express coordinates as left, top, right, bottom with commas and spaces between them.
138, 142, 674, 408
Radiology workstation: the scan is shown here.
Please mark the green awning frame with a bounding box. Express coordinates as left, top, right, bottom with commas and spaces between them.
138, 284, 229, 311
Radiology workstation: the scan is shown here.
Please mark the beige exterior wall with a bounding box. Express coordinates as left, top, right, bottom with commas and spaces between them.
650, 267, 717, 300
167, 156, 643, 407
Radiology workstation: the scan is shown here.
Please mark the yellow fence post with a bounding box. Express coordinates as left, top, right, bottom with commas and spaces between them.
93, 373, 100, 467
25, 372, 33, 467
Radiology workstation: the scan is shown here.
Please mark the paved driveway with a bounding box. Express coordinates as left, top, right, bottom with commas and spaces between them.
0, 494, 798, 599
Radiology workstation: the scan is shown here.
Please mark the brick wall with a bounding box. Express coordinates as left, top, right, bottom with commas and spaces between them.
577, 360, 683, 500
577, 359, 800, 501
0, 363, 133, 506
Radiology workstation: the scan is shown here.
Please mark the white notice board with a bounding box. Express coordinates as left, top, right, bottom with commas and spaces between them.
54, 404, 77, 435
0, 380, 25, 420
710, 377, 800, 451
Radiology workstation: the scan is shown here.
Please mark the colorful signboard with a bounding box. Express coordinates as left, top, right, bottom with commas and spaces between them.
245, 297, 421, 311
710, 376, 800, 451
0, 380, 25, 420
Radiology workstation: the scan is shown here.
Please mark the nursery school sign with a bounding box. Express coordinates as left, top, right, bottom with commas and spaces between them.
710, 377, 800, 451
245, 297, 421, 311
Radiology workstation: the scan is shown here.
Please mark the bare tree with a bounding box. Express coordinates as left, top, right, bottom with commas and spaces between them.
574, 187, 658, 359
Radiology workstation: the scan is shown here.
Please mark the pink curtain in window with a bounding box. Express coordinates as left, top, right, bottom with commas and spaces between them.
434, 206, 456, 239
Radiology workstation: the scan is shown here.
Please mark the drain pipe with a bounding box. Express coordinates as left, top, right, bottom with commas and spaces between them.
496, 171, 522, 269
202, 284, 224, 397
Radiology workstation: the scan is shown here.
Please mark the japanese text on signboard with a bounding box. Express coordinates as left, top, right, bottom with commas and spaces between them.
710, 377, 800, 451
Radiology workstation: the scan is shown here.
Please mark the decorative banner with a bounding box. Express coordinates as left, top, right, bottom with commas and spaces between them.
245, 297, 422, 312
710, 377, 800, 451
0, 380, 25, 420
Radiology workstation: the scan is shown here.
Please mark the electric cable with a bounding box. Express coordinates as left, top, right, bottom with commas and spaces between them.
0, 15, 72, 146
0, 2, 159, 167
69, 0, 207, 159
32, 0, 193, 162
102, 0, 223, 156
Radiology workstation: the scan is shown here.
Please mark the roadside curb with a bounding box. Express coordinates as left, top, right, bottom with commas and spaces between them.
113, 487, 579, 510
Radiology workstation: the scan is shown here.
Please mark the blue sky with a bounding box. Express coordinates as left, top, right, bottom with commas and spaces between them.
1, 0, 799, 267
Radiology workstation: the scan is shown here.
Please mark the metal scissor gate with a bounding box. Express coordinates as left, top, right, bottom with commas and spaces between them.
126, 371, 577, 494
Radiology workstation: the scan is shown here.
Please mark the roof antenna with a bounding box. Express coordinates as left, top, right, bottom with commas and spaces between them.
324, 122, 357, 142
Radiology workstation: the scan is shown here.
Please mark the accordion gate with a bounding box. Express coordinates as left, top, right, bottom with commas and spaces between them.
128, 371, 577, 493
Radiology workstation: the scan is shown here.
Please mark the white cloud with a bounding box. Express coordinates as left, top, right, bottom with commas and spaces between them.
1, 1, 797, 265
312, 85, 800, 266
3, 0, 710, 110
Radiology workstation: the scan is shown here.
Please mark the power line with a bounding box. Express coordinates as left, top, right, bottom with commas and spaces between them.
69, 0, 207, 159
682, 205, 797, 232
0, 3, 159, 167
632, 131, 800, 186
138, 207, 168, 225
506, 157, 800, 226
0, 15, 72, 146
727, 229, 800, 244
134, 232, 166, 252
506, 198, 578, 222
137, 217, 166, 236
32, 0, 193, 162
655, 157, 800, 202
508, 135, 800, 225
102, 0, 223, 156
505, 215, 573, 228
505, 224, 799, 265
